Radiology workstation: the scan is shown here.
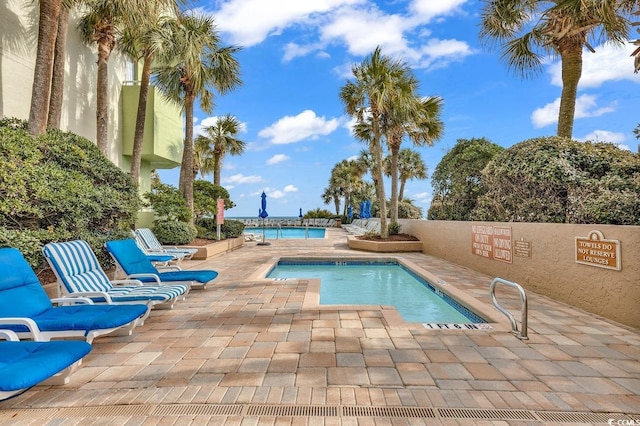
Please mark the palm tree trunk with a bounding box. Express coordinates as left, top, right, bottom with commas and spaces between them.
371, 119, 388, 238
389, 142, 400, 224
28, 0, 62, 136
96, 38, 113, 156
213, 155, 221, 186
180, 90, 196, 220
399, 179, 406, 202
47, 4, 68, 130
130, 54, 153, 186
557, 40, 582, 139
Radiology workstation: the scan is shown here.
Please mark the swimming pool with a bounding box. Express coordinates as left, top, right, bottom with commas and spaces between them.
246, 227, 325, 239
266, 259, 486, 324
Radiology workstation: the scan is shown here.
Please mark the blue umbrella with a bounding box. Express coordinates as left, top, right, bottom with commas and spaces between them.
359, 201, 365, 218
364, 199, 371, 219
348, 205, 353, 219
259, 192, 268, 219
299, 208, 303, 218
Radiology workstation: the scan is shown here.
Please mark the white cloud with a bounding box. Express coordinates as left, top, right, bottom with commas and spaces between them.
412, 191, 432, 204
268, 190, 286, 199
578, 130, 630, 150
222, 174, 263, 185
284, 185, 298, 192
548, 42, 640, 88
409, 0, 468, 21
214, 0, 365, 46
531, 94, 616, 128
194, 115, 248, 137
212, 0, 473, 68
258, 110, 339, 144
266, 154, 290, 165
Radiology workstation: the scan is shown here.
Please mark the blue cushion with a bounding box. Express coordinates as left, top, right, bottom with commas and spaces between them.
0, 341, 91, 392
0, 248, 55, 318
0, 248, 148, 335
106, 239, 218, 284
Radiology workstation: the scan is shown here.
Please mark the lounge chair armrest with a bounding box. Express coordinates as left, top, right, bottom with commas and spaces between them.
51, 296, 94, 305
61, 291, 114, 303
0, 318, 45, 340
162, 245, 179, 249
111, 279, 145, 287
156, 265, 182, 272
0, 329, 20, 341
124, 273, 162, 284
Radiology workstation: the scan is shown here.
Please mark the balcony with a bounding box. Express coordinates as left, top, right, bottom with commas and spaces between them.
121, 84, 183, 169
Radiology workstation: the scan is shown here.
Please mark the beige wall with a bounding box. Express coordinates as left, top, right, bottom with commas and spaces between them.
0, 1, 128, 167
400, 220, 640, 330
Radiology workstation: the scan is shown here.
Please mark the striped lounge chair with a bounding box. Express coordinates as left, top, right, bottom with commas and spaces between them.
135, 228, 197, 260
43, 240, 188, 311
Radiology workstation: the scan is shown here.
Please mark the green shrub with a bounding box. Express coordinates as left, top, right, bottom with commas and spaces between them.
388, 221, 401, 235
0, 118, 139, 273
221, 219, 244, 238
143, 182, 191, 222
472, 137, 640, 224
153, 220, 196, 245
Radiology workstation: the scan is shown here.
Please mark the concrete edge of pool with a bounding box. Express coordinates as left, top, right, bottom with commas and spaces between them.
248, 255, 510, 333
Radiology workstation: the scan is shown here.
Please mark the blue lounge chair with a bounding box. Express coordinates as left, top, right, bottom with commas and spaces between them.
105, 239, 218, 290
135, 228, 197, 261
43, 240, 189, 310
0, 247, 148, 343
0, 330, 92, 400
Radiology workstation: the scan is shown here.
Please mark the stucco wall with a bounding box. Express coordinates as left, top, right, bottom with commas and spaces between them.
400, 220, 640, 330
1, 1, 127, 167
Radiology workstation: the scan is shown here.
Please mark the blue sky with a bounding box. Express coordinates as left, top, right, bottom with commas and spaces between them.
157, 0, 640, 218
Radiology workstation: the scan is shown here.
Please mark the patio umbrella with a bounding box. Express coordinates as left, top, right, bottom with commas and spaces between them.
258, 192, 270, 245
364, 200, 371, 219
299, 208, 303, 218
347, 205, 353, 220
359, 201, 365, 218
259, 192, 268, 219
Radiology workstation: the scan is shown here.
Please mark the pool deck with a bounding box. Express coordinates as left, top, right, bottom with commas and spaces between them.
2, 228, 639, 424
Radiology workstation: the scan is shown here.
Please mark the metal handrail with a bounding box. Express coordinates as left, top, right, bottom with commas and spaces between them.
490, 278, 529, 340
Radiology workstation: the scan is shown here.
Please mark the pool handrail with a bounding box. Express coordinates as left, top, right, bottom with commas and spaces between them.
489, 277, 528, 340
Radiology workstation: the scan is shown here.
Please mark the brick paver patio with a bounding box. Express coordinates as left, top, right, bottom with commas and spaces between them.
1, 227, 638, 424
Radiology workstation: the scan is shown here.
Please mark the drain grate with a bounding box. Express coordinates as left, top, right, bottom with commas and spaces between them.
536, 411, 631, 423
55, 405, 152, 418
246, 405, 337, 417
0, 404, 637, 422
439, 408, 537, 421
0, 408, 58, 419
153, 404, 242, 417
344, 406, 435, 418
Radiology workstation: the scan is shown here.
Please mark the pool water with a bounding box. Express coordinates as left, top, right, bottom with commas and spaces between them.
267, 260, 486, 324
248, 227, 325, 239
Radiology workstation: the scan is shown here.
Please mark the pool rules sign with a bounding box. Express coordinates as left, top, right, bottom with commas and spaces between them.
575, 230, 621, 271
471, 225, 512, 264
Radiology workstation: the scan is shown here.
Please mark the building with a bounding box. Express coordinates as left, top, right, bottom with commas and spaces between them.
0, 1, 184, 225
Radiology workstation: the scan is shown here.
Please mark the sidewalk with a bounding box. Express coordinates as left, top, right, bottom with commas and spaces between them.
1, 228, 638, 424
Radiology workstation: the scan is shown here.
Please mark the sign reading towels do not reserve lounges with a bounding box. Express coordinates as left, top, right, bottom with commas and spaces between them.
575, 230, 621, 271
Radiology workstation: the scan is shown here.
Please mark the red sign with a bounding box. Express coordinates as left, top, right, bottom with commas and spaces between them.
216, 198, 224, 224
471, 225, 512, 264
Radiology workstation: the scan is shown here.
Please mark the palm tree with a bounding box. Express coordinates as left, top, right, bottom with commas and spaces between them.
193, 134, 216, 180
321, 185, 342, 215
196, 114, 245, 186
28, 0, 63, 136
480, 0, 637, 138
395, 148, 428, 202
340, 47, 413, 238
385, 95, 443, 223
119, 8, 177, 185
154, 12, 241, 217
325, 159, 364, 217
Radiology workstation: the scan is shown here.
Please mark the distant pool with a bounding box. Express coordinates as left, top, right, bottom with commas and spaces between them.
247, 227, 325, 239
266, 259, 486, 324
